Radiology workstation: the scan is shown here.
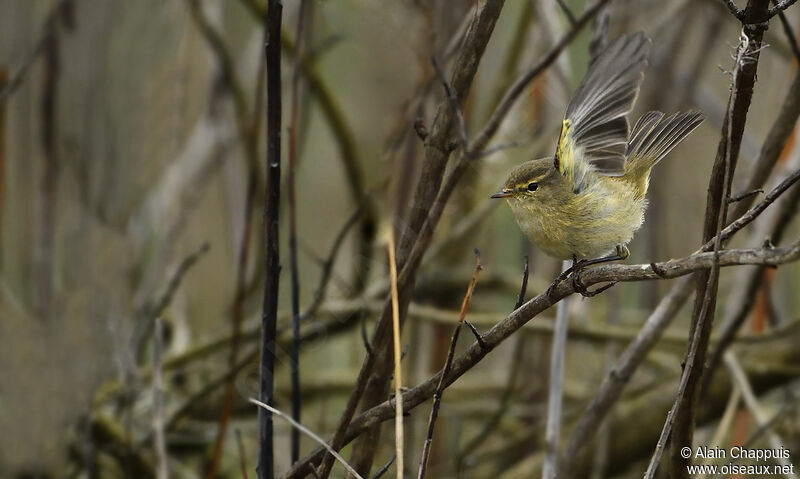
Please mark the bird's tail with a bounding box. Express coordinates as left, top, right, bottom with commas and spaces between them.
624, 110, 704, 196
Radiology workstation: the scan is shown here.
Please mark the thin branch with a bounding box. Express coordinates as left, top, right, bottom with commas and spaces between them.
723, 352, 799, 476
431, 56, 468, 149
658, 26, 756, 478
417, 251, 482, 479
720, 0, 745, 18
137, 243, 211, 357
515, 256, 530, 310
153, 318, 167, 479
0, 0, 70, 106
728, 25, 800, 222
283, 239, 800, 477
370, 455, 396, 479
542, 261, 571, 479
300, 198, 369, 320
773, 0, 800, 62
387, 231, 404, 479
727, 188, 764, 203
704, 165, 800, 394
259, 1, 283, 478
315, 2, 506, 476
287, 0, 308, 463
468, 0, 612, 154
250, 399, 365, 479
768, 0, 799, 18
235, 429, 249, 479
556, 0, 578, 24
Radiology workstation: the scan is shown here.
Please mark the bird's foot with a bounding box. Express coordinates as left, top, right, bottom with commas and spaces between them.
546, 257, 585, 299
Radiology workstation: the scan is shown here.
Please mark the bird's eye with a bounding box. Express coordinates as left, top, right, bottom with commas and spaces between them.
527, 182, 538, 192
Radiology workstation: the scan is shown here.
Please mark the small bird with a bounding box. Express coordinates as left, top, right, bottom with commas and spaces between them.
491, 32, 703, 288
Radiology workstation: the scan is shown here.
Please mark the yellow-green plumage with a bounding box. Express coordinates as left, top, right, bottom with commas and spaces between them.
494, 33, 703, 261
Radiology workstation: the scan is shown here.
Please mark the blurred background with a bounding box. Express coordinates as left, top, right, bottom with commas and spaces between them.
1, 0, 799, 478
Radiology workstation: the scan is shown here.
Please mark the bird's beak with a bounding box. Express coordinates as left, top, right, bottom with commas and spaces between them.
490, 189, 512, 199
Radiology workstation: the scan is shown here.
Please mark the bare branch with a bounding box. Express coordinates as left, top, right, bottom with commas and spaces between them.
417, 252, 482, 479
283, 239, 800, 477
556, 0, 577, 24
431, 56, 468, 149
543, 261, 572, 479
773, 0, 800, 62
768, 0, 799, 18
259, 1, 283, 477
469, 0, 612, 154
720, 0, 745, 18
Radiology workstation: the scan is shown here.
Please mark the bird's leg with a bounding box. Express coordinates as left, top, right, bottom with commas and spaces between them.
571, 245, 628, 297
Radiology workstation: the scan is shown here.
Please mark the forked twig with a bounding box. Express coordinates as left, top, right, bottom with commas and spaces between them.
417, 251, 482, 479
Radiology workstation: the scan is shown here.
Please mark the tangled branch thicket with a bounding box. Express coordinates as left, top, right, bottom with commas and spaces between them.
2, 1, 800, 479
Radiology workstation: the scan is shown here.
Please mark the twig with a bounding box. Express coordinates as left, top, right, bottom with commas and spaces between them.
456, 333, 526, 471
728, 43, 800, 223
773, 0, 800, 62
454, 256, 529, 469
235, 429, 249, 479
387, 231, 404, 479
723, 352, 799, 477
768, 0, 799, 18
704, 165, 800, 395
153, 319, 167, 479
720, 0, 745, 18
137, 243, 211, 357
164, 348, 259, 433
727, 188, 764, 203
259, 1, 283, 478
249, 399, 365, 479
315, 2, 506, 476
301, 198, 368, 320
468, 0, 612, 154
287, 0, 308, 463
654, 27, 754, 478
542, 260, 571, 479
371, 455, 396, 479
515, 256, 530, 310
417, 251, 482, 479
709, 169, 800, 250
559, 277, 695, 478
556, 0, 578, 24
284, 240, 800, 477
0, 0, 70, 106
431, 56, 468, 149
284, 239, 800, 477
34, 0, 66, 319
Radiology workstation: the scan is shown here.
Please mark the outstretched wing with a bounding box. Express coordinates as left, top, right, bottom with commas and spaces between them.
555, 32, 650, 192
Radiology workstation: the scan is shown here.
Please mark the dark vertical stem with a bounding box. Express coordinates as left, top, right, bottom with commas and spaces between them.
669, 2, 771, 476
287, 0, 308, 464
259, 2, 283, 479
35, 10, 61, 319
0, 67, 6, 273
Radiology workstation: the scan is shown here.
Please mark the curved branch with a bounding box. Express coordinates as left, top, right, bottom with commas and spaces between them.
284, 239, 800, 477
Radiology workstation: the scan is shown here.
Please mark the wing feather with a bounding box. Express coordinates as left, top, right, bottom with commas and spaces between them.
555, 32, 651, 189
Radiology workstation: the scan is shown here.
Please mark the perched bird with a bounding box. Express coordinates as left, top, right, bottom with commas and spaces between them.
491, 32, 703, 285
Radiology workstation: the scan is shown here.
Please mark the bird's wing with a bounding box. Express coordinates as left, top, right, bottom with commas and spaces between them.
555, 32, 650, 192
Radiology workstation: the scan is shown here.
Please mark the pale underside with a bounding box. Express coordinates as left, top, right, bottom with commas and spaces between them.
507, 174, 646, 259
